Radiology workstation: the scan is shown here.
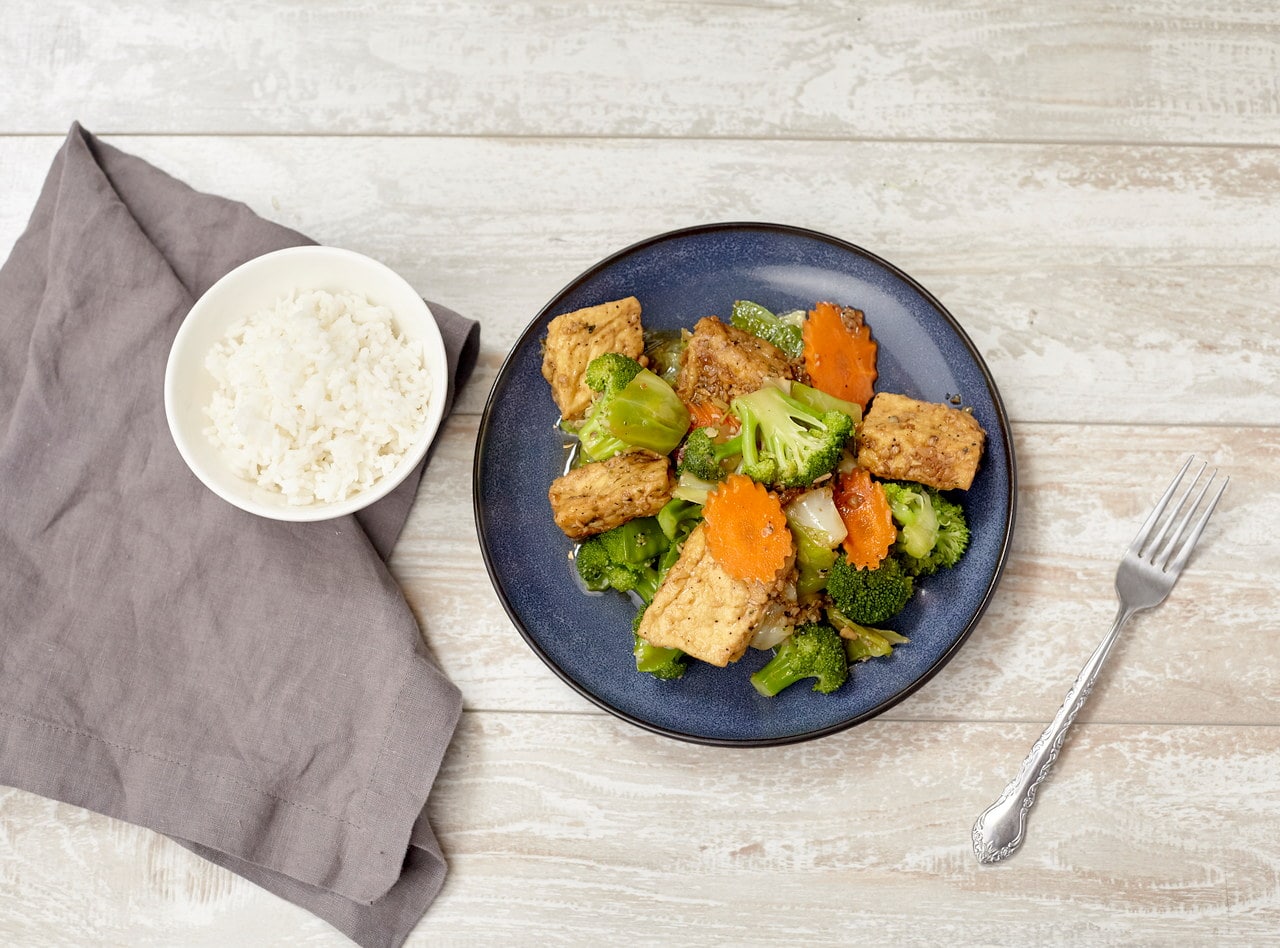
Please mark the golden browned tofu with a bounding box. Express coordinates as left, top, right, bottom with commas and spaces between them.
547, 449, 674, 540
675, 316, 793, 410
856, 392, 986, 490
637, 523, 793, 667
541, 296, 645, 421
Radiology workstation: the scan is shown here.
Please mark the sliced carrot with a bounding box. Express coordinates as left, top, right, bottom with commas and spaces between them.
832, 468, 896, 570
802, 301, 878, 410
687, 398, 740, 434
703, 474, 792, 584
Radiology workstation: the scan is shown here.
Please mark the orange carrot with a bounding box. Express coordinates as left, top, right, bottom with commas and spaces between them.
802, 301, 878, 410
703, 474, 792, 583
833, 468, 896, 569
687, 399, 740, 434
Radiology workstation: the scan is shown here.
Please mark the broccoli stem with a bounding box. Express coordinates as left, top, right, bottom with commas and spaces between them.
749, 623, 849, 697
730, 300, 804, 358
750, 655, 809, 697
633, 635, 686, 678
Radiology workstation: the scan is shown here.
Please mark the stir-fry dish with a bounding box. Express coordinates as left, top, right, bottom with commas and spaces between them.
540, 295, 986, 697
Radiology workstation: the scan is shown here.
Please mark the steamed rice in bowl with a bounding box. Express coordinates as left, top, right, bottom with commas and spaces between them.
203, 289, 432, 506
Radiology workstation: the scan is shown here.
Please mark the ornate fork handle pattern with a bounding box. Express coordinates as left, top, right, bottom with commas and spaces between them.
972, 458, 1226, 864
972, 604, 1134, 863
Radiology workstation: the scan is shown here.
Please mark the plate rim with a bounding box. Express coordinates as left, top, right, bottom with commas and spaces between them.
473, 220, 1018, 747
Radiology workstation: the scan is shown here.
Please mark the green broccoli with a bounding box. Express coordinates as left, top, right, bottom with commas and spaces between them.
788, 381, 863, 423
730, 300, 804, 358
931, 493, 971, 569
672, 470, 718, 506
572, 537, 613, 591
575, 353, 691, 462
880, 481, 940, 559
598, 516, 670, 565
882, 483, 971, 577
791, 522, 838, 597
656, 497, 703, 542
575, 538, 661, 602
632, 605, 686, 679
729, 384, 854, 488
826, 606, 910, 663
655, 498, 703, 580
583, 351, 644, 393
575, 518, 669, 604
825, 554, 913, 626
677, 427, 744, 482
750, 623, 849, 697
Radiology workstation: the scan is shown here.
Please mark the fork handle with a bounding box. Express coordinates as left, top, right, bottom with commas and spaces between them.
972, 603, 1135, 863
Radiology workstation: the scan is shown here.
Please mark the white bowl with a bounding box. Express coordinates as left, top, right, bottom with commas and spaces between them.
164, 246, 449, 521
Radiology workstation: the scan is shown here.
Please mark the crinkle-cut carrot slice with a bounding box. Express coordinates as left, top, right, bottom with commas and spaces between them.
802, 301, 878, 411
833, 467, 896, 570
703, 474, 792, 583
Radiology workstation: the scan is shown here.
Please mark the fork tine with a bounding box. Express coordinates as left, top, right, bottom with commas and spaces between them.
1152, 466, 1214, 569
1143, 460, 1207, 559
1164, 474, 1229, 575
1128, 455, 1194, 556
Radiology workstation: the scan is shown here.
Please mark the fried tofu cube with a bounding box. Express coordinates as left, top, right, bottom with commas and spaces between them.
675, 316, 793, 410
856, 392, 986, 490
547, 449, 674, 540
541, 296, 645, 421
637, 523, 791, 667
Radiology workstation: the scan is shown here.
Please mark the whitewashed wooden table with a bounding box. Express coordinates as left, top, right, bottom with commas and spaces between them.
2, 3, 1278, 944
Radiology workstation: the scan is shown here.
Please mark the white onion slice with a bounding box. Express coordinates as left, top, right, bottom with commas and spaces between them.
784, 487, 847, 548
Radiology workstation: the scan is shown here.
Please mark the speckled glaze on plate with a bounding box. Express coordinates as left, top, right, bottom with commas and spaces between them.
474, 223, 1015, 746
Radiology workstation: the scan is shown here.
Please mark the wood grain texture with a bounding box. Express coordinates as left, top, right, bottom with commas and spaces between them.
5, 715, 1280, 945
395, 416, 1276, 725
3, 3, 1280, 944
1, 135, 1277, 425
3, 1, 1279, 144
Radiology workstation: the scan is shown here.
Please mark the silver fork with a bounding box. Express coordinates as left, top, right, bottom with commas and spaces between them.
971, 456, 1228, 864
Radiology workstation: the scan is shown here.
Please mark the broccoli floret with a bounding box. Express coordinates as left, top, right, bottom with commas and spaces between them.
881, 481, 940, 559
825, 554, 913, 625
575, 509, 705, 612
576, 353, 691, 462
886, 486, 971, 577
598, 517, 670, 565
574, 522, 665, 604
631, 605, 686, 679
677, 427, 744, 482
826, 606, 910, 662
574, 537, 613, 591
583, 351, 645, 394
750, 623, 849, 697
729, 385, 854, 488
930, 492, 970, 569
730, 300, 804, 358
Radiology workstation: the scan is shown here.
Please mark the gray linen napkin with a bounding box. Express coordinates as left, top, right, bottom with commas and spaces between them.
0, 125, 479, 947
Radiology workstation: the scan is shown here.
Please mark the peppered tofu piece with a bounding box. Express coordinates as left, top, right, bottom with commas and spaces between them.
637, 522, 792, 667
547, 449, 674, 540
675, 316, 793, 410
856, 392, 986, 490
541, 296, 645, 421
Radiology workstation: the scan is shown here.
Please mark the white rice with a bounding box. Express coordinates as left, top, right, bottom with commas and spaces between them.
203, 289, 432, 506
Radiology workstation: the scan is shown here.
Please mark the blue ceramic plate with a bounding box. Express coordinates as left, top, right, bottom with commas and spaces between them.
474, 223, 1015, 746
